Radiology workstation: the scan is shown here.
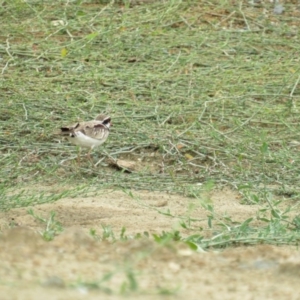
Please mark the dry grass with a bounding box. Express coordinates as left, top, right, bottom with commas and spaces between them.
1, 0, 300, 206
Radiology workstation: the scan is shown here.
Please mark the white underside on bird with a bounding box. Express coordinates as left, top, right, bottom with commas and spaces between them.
68, 131, 107, 148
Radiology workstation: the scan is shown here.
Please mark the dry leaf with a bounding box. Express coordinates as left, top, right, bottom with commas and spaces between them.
109, 159, 136, 172
184, 153, 194, 160
61, 48, 68, 58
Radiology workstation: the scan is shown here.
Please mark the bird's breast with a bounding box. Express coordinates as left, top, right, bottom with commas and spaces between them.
68, 131, 108, 148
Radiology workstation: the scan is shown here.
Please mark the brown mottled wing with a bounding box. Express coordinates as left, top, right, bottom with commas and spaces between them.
80, 121, 109, 140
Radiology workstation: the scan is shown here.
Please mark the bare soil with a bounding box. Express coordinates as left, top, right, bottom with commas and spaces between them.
0, 188, 299, 299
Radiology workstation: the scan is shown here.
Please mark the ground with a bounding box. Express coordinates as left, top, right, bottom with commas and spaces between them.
0, 187, 299, 299
2, 0, 300, 298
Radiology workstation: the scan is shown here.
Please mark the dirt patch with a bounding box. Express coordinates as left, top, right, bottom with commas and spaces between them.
0, 188, 298, 299
0, 188, 254, 235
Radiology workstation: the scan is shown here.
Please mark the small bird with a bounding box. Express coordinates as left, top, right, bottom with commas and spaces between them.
60, 114, 112, 163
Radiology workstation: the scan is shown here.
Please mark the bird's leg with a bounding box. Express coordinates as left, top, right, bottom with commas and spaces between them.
87, 147, 94, 164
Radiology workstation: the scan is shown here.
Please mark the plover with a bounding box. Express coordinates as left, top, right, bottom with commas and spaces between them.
60, 114, 112, 163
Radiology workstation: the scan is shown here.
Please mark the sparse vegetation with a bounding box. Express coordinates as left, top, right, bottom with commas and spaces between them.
1, 0, 300, 297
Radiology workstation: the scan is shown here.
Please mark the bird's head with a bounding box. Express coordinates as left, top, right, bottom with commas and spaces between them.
96, 114, 112, 128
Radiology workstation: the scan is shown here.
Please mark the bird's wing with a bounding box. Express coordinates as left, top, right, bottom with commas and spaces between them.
78, 121, 109, 140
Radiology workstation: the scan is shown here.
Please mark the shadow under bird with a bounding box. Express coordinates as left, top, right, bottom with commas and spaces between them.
60, 114, 112, 163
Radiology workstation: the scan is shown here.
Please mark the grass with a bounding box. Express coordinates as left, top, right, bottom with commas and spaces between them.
1, 0, 300, 282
